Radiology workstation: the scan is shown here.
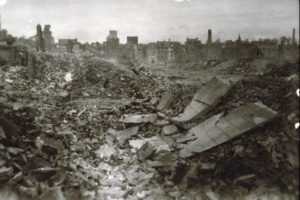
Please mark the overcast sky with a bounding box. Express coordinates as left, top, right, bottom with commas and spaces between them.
0, 0, 299, 43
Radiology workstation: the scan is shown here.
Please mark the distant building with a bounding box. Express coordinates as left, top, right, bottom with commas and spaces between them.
0, 38, 28, 66
125, 36, 139, 61
156, 41, 169, 65
253, 40, 278, 59
172, 42, 184, 64
34, 24, 54, 52
137, 44, 147, 63
56, 38, 82, 54
203, 29, 222, 60
145, 40, 182, 65
221, 36, 262, 60
0, 38, 16, 65
185, 38, 203, 63
207, 29, 212, 46
43, 25, 54, 52
0, 21, 27, 66
58, 38, 78, 46
106, 30, 119, 56
36, 24, 45, 52
0, 29, 8, 40
146, 43, 158, 65
127, 36, 138, 45
284, 29, 299, 60
157, 40, 178, 65
72, 43, 83, 54
292, 28, 296, 45
238, 43, 263, 59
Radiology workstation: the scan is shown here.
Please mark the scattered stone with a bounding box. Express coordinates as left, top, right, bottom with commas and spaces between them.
199, 162, 216, 172
162, 124, 178, 135
287, 112, 296, 121
39, 187, 66, 200
121, 113, 157, 124
30, 167, 58, 182
107, 126, 139, 144
96, 144, 118, 159
129, 135, 170, 151
233, 174, 256, 184
137, 142, 155, 161
0, 167, 13, 179
157, 92, 174, 110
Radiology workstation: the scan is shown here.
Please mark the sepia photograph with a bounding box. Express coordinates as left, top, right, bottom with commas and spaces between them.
0, 0, 299, 199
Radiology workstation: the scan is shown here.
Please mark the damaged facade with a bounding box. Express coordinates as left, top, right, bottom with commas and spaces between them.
34, 24, 54, 52
105, 30, 120, 57
56, 38, 83, 54
145, 40, 183, 65
221, 36, 263, 60
142, 29, 299, 65
0, 28, 28, 66
43, 25, 54, 52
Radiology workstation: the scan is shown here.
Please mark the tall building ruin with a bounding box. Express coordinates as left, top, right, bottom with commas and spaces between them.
292, 28, 296, 45
36, 24, 45, 52
43, 25, 54, 52
207, 29, 212, 45
106, 30, 120, 56
127, 36, 138, 45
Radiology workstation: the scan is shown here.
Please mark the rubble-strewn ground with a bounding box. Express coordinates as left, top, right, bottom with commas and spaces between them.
0, 54, 299, 200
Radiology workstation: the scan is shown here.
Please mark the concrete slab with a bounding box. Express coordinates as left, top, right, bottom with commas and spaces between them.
162, 124, 179, 135
172, 77, 232, 123
179, 102, 277, 157
129, 135, 170, 151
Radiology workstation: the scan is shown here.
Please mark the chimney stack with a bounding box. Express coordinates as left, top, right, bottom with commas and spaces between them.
207, 29, 212, 45
292, 28, 296, 45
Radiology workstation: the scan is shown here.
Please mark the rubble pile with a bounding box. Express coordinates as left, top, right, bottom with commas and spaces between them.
0, 55, 299, 199
154, 83, 198, 117
32, 53, 162, 99
150, 61, 299, 196
0, 55, 173, 199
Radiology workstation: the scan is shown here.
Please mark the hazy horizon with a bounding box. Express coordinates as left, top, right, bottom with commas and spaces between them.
0, 0, 299, 43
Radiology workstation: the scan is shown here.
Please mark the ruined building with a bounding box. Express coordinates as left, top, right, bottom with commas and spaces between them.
43, 25, 54, 52
292, 28, 296, 45
253, 39, 278, 59
56, 38, 81, 54
204, 29, 222, 60
0, 34, 28, 66
207, 29, 212, 46
145, 40, 182, 65
106, 30, 119, 56
185, 38, 203, 63
221, 35, 262, 60
127, 36, 138, 46
125, 36, 139, 61
146, 43, 158, 65
156, 40, 177, 65
36, 24, 45, 52
0, 38, 15, 66
284, 28, 299, 61
0, 19, 29, 66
